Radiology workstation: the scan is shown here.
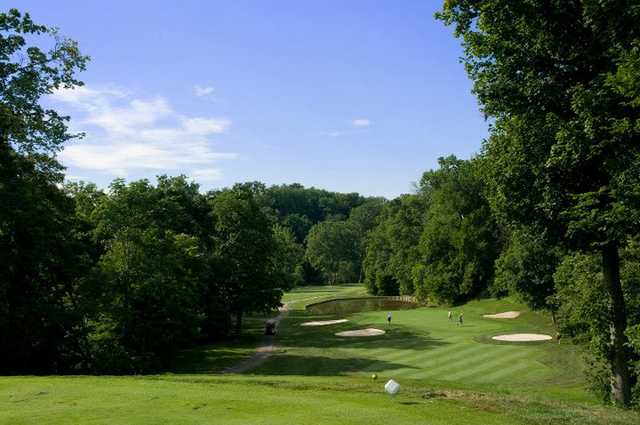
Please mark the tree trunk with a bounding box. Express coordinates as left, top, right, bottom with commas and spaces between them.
234, 311, 243, 335
601, 243, 631, 406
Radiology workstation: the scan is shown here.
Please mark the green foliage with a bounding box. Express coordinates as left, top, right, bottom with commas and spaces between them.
0, 8, 89, 176
94, 229, 205, 372
438, 0, 640, 405
272, 224, 305, 288
258, 183, 366, 241
83, 178, 210, 371
210, 187, 284, 333
552, 243, 640, 404
235, 183, 371, 285
0, 9, 90, 373
0, 146, 95, 373
414, 157, 499, 304
493, 227, 560, 311
305, 220, 360, 284
347, 199, 385, 281
363, 194, 426, 295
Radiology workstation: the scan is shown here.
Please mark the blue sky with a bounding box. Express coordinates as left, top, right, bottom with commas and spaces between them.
9, 0, 488, 198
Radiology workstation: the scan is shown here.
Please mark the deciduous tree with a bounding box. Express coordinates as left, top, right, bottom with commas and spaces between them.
438, 0, 640, 404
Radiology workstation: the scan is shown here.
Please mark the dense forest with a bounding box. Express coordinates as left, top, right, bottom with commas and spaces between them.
2, 2, 640, 408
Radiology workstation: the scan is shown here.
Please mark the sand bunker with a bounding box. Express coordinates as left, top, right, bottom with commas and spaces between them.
301, 319, 349, 327
336, 328, 386, 337
492, 333, 552, 342
483, 311, 521, 319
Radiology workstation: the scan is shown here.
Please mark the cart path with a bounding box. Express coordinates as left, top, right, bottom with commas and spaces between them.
222, 303, 289, 374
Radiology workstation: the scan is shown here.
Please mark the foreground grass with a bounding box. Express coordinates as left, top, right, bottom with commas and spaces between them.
2, 375, 637, 425
1, 285, 638, 424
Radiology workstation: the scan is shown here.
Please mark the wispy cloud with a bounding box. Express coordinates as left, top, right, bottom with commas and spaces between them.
351, 118, 372, 127
193, 85, 215, 97
322, 118, 374, 137
322, 130, 347, 138
191, 168, 224, 182
51, 85, 237, 181
181, 117, 230, 135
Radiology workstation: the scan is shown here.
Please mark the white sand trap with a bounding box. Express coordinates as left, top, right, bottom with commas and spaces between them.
483, 311, 521, 319
492, 333, 552, 342
336, 328, 386, 337
300, 319, 349, 327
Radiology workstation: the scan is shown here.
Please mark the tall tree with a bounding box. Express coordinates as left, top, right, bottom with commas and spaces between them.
363, 194, 426, 295
413, 156, 499, 304
210, 187, 283, 334
0, 9, 89, 372
0, 9, 88, 174
438, 1, 640, 404
305, 220, 360, 284
272, 224, 305, 288
347, 199, 386, 282
493, 227, 560, 315
88, 178, 209, 371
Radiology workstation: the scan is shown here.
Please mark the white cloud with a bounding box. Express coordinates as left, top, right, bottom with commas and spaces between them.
191, 168, 224, 182
194, 85, 215, 97
51, 85, 128, 108
85, 97, 173, 133
51, 85, 236, 181
181, 117, 230, 135
352, 118, 372, 127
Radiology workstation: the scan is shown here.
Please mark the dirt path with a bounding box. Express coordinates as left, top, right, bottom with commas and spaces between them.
222, 303, 289, 374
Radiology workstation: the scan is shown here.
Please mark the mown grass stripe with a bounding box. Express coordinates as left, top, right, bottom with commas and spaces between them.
358, 346, 463, 374
445, 349, 532, 381
476, 357, 547, 383
410, 346, 520, 380
386, 341, 484, 366
409, 344, 495, 371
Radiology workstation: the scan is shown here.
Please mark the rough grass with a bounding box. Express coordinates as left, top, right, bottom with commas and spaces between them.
1, 285, 638, 425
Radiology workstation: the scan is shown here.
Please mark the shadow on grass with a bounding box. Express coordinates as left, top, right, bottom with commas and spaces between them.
172, 305, 448, 376
277, 310, 449, 352
171, 316, 266, 373
251, 354, 418, 376
173, 346, 258, 373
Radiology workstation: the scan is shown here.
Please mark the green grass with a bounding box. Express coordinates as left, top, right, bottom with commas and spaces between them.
1, 375, 636, 425
282, 283, 368, 309
258, 296, 587, 393
1, 285, 638, 425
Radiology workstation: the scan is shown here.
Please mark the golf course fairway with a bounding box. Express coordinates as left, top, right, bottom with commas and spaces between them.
1, 285, 637, 425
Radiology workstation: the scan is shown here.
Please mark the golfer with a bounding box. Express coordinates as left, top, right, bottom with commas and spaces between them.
458, 312, 464, 326
448, 311, 452, 321
387, 313, 392, 326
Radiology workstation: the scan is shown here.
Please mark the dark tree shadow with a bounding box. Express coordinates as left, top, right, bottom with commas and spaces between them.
249, 354, 419, 376
276, 310, 449, 352
171, 306, 449, 375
